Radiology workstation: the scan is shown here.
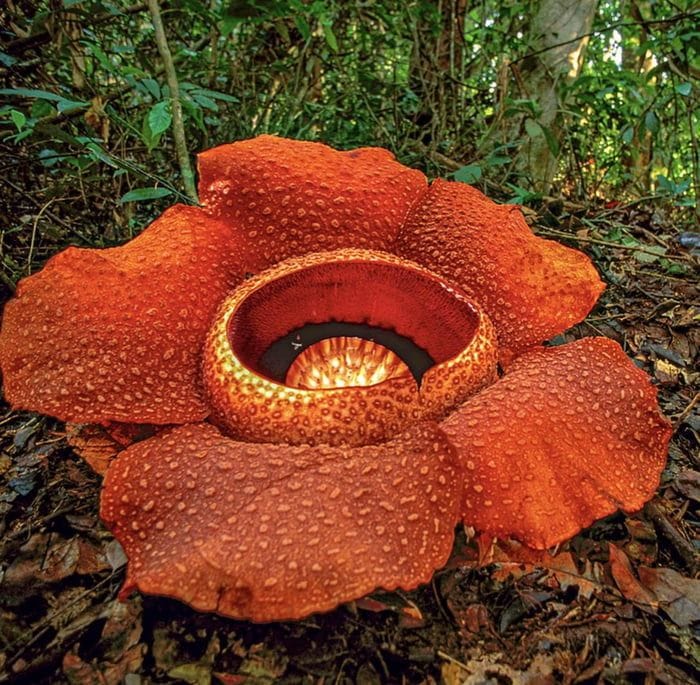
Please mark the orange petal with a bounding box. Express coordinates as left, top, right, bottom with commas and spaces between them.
203, 249, 498, 446
0, 205, 244, 424
100, 421, 461, 622
197, 135, 427, 271
395, 180, 605, 360
441, 338, 671, 549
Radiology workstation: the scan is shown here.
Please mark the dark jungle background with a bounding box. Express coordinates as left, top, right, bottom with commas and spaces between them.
1, 0, 699, 245
0, 1, 698, 684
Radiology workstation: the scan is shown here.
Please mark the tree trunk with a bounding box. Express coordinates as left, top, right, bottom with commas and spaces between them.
511, 0, 597, 192
621, 0, 655, 194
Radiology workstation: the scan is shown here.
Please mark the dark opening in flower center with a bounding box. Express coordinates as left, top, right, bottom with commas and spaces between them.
260, 323, 434, 387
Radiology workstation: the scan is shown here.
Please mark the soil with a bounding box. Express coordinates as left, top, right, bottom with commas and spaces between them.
0, 150, 698, 684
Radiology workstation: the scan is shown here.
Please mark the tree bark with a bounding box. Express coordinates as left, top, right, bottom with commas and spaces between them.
511, 0, 598, 192
621, 0, 655, 194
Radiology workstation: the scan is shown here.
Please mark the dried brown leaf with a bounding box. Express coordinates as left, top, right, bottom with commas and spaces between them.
638, 566, 700, 628
608, 543, 657, 610
481, 538, 605, 598
441, 652, 556, 685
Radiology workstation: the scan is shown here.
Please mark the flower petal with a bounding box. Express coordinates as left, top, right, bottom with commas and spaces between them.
395, 180, 605, 360
440, 338, 671, 549
100, 421, 461, 622
0, 205, 244, 424
198, 135, 427, 270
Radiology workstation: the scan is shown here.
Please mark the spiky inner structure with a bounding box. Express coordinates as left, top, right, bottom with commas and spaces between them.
285, 337, 411, 390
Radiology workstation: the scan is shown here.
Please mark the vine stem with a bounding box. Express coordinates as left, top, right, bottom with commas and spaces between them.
147, 0, 199, 203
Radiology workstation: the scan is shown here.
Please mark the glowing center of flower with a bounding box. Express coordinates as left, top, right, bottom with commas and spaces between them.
285, 337, 411, 390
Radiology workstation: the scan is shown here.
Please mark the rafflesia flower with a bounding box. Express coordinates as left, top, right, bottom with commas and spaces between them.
0, 136, 671, 622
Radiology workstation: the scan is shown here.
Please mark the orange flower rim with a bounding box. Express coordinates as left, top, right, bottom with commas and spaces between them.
0, 136, 671, 622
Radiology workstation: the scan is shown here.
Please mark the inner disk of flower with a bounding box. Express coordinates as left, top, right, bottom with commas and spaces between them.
203, 249, 498, 447
285, 337, 411, 389
259, 321, 435, 386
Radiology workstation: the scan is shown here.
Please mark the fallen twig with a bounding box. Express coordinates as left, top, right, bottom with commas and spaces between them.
644, 500, 698, 576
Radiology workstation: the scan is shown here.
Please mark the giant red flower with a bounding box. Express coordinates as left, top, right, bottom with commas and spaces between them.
0, 136, 671, 622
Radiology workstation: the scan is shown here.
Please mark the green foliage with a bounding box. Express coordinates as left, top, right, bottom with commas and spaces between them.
454, 164, 482, 184
119, 187, 173, 204
562, 0, 699, 203
0, 0, 697, 210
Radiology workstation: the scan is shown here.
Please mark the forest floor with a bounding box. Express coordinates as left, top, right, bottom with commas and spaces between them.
0, 156, 698, 684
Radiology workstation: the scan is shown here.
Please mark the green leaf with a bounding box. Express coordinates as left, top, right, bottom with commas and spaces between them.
42, 123, 82, 146
30, 99, 53, 118
508, 98, 539, 116
656, 174, 672, 192
181, 98, 206, 134
220, 14, 238, 38
644, 110, 659, 134
675, 82, 691, 96
506, 183, 541, 204
56, 98, 88, 113
142, 131, 161, 151
141, 78, 161, 100
540, 124, 560, 157
9, 110, 26, 132
621, 126, 634, 144
524, 117, 542, 139
454, 164, 482, 184
119, 187, 173, 204
0, 51, 16, 67
148, 101, 172, 136
0, 88, 88, 112
485, 154, 510, 167
87, 43, 114, 72
191, 88, 238, 103
141, 112, 162, 151
661, 260, 687, 276
294, 16, 310, 41
276, 19, 291, 44
633, 245, 666, 264
85, 142, 119, 168
13, 129, 33, 142
38, 148, 62, 168
321, 19, 338, 52
191, 93, 218, 111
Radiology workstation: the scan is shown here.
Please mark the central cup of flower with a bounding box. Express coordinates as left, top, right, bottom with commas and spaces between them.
203, 249, 499, 447
285, 337, 411, 390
